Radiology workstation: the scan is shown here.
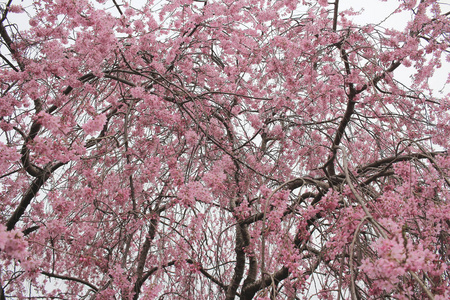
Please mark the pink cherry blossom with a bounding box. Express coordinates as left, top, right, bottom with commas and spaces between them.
0, 0, 448, 299
81, 113, 107, 135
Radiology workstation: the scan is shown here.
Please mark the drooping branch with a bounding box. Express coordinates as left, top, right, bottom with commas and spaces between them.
142, 141, 445, 299
41, 271, 98, 292
338, 145, 437, 300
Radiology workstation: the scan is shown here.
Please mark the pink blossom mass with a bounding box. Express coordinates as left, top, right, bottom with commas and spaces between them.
0, 0, 449, 299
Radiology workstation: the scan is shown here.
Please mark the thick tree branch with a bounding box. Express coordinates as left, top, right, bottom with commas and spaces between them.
225, 223, 246, 300
333, 0, 340, 32
133, 217, 158, 299
41, 271, 98, 292
0, 281, 5, 300
324, 60, 402, 177
111, 0, 123, 15
357, 151, 446, 174
133, 261, 176, 300
22, 225, 39, 236
241, 194, 327, 299
0, 21, 24, 71
6, 162, 64, 231
0, 52, 18, 72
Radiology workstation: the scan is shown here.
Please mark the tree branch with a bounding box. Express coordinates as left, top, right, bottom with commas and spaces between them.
41, 271, 98, 292
324, 60, 402, 177
133, 217, 158, 300
357, 151, 445, 174
6, 162, 64, 231
111, 0, 123, 15
225, 223, 246, 300
186, 259, 228, 290
0, 21, 24, 71
333, 0, 340, 32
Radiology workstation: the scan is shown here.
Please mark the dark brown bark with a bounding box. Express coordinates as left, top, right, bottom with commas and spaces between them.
225, 224, 247, 300
6, 162, 64, 231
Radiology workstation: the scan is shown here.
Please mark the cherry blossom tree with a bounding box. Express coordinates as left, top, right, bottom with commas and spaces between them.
0, 0, 449, 299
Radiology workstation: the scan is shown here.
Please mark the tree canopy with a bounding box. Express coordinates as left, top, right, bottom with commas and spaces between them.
0, 0, 449, 299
